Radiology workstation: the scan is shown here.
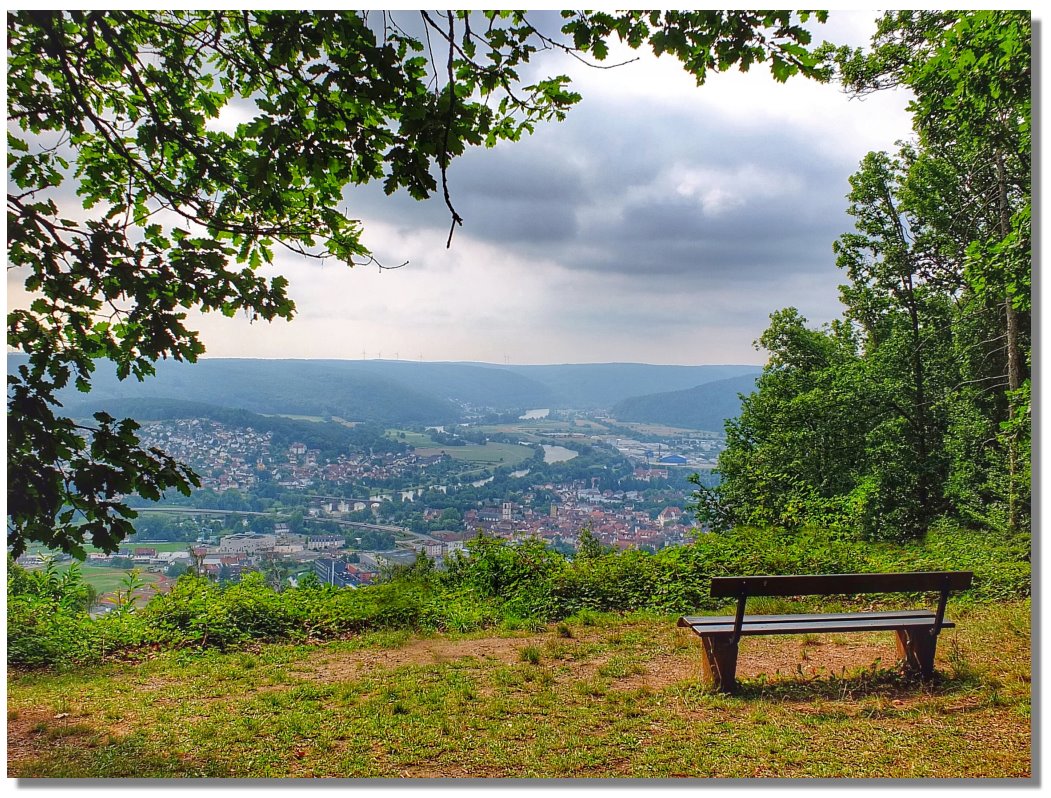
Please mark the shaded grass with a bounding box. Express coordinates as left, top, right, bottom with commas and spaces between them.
8, 602, 1030, 778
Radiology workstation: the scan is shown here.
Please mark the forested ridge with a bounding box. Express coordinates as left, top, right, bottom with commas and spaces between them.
6, 353, 761, 424
611, 374, 760, 431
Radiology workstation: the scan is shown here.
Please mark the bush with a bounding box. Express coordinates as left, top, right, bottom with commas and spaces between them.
865, 521, 1030, 603
7, 594, 99, 668
8, 521, 1029, 668
7, 559, 104, 667
441, 533, 566, 620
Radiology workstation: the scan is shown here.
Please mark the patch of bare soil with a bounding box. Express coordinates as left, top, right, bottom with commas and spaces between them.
6, 707, 107, 772
7, 709, 51, 769
733, 635, 900, 681
307, 633, 551, 681
305, 627, 909, 694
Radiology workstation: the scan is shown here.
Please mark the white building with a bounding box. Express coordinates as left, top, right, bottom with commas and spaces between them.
218, 533, 277, 554
305, 534, 344, 551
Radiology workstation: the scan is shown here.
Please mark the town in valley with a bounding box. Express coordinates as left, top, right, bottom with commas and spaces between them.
17, 406, 728, 603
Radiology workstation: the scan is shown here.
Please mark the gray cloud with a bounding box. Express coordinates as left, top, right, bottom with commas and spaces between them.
11, 13, 912, 366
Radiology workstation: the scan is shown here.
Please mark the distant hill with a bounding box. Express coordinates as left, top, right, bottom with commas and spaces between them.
501, 363, 761, 408
8, 357, 462, 426
328, 359, 557, 409
610, 374, 760, 432
7, 355, 761, 422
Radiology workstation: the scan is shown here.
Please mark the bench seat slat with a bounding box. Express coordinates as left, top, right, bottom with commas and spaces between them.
678, 609, 937, 628
681, 615, 954, 637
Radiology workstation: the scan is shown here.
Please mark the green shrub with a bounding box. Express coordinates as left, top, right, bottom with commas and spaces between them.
8, 521, 1029, 668
305, 582, 429, 636
6, 595, 99, 667
7, 559, 103, 667
441, 533, 565, 620
421, 589, 502, 633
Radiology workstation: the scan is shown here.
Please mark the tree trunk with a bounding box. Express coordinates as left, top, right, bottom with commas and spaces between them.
996, 153, 1023, 534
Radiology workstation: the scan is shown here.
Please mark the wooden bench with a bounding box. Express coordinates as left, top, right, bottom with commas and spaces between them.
678, 571, 973, 692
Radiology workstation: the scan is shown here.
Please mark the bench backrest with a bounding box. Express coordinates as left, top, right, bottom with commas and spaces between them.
709, 571, 973, 645
709, 571, 973, 598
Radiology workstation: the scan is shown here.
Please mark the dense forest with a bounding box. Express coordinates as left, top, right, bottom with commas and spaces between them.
696, 11, 1031, 544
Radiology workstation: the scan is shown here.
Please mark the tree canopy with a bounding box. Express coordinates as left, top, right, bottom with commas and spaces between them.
8, 10, 830, 558
698, 10, 1031, 541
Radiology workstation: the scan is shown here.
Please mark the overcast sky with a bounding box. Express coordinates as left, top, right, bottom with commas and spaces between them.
7, 10, 916, 367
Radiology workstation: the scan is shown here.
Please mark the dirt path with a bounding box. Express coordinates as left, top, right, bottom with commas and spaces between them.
294, 626, 906, 691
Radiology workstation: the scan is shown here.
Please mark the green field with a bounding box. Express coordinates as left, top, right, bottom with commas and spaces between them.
416, 442, 534, 467
386, 429, 438, 447
385, 429, 536, 467
53, 565, 164, 597
616, 421, 722, 438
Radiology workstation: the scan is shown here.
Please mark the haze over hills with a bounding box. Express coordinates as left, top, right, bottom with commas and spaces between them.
500, 363, 759, 409
7, 355, 761, 429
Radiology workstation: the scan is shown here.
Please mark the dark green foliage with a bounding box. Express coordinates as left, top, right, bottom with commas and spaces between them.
703, 11, 1030, 542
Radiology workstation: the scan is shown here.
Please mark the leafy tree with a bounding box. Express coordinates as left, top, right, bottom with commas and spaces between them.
8, 10, 830, 559
165, 561, 190, 579
575, 526, 613, 559
827, 10, 1031, 532
701, 11, 1030, 540
695, 309, 872, 533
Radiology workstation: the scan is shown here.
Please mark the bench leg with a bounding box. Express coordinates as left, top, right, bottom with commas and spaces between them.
699, 635, 739, 692
895, 628, 937, 680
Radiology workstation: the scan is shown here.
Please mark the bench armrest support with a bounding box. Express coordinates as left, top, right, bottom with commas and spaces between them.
933, 575, 951, 635
731, 592, 747, 645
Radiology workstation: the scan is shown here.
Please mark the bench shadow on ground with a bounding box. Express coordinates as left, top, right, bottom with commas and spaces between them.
726, 662, 981, 702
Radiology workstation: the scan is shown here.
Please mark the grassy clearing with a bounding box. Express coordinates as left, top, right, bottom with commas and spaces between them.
8, 601, 1030, 778
386, 429, 437, 447
50, 565, 164, 597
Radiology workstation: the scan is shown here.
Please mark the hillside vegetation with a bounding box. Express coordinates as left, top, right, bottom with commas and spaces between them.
10, 524, 1028, 669
611, 374, 760, 431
